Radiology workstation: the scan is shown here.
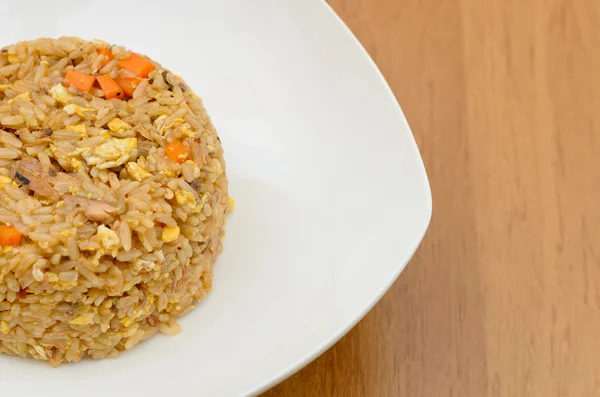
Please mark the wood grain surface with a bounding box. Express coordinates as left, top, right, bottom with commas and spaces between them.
263, 0, 600, 396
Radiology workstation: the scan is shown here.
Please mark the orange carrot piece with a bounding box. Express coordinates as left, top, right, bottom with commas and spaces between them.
115, 76, 141, 97
165, 140, 189, 163
97, 48, 114, 67
0, 225, 21, 246
118, 53, 155, 78
63, 70, 95, 92
97, 75, 124, 100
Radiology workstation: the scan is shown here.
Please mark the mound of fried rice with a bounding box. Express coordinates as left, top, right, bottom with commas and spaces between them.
0, 37, 230, 365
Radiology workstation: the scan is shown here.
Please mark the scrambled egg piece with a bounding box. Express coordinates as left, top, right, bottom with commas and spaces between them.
15, 92, 31, 101
70, 158, 83, 169
180, 125, 195, 138
54, 146, 85, 169
227, 196, 235, 212
0, 321, 9, 334
8, 92, 31, 104
7, 54, 18, 64
96, 225, 120, 257
2, 246, 12, 254
50, 144, 77, 171
17, 91, 30, 99
0, 175, 12, 186
81, 137, 137, 169
120, 316, 134, 327
46, 272, 78, 291
108, 118, 132, 133
175, 189, 197, 208
63, 104, 94, 118
65, 124, 88, 139
160, 166, 178, 178
69, 312, 95, 326
154, 116, 191, 136
65, 124, 86, 133
60, 229, 70, 237
174, 191, 208, 214
161, 225, 180, 242
46, 273, 59, 283
0, 85, 11, 92
126, 162, 152, 181
183, 160, 201, 179
49, 84, 72, 104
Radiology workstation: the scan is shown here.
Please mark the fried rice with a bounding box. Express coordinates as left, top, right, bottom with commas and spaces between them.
0, 37, 230, 365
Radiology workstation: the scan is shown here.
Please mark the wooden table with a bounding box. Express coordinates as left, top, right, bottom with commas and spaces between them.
263, 0, 600, 395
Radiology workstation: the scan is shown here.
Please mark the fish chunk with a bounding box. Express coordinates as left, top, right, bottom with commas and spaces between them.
11, 159, 59, 200
64, 194, 116, 222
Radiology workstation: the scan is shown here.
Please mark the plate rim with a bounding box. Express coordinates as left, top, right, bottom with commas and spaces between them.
243, 1, 432, 396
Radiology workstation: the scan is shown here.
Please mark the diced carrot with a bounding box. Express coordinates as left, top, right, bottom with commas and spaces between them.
63, 70, 96, 92
119, 53, 155, 78
97, 48, 114, 68
115, 76, 141, 97
0, 225, 21, 247
96, 75, 124, 100
165, 140, 189, 163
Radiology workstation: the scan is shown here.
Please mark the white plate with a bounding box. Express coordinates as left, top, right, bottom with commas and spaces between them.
0, 0, 431, 396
